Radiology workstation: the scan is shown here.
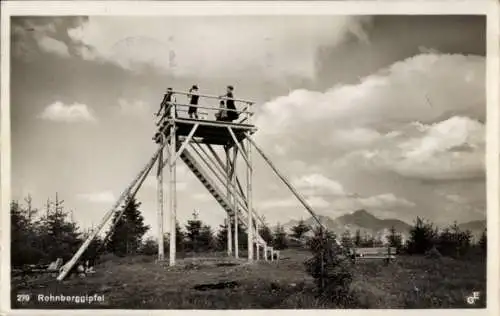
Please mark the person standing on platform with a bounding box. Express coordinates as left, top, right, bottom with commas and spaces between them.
188, 85, 200, 119
224, 85, 238, 122
156, 87, 176, 122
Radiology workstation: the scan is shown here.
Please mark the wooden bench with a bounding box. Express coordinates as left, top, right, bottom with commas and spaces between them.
351, 247, 397, 263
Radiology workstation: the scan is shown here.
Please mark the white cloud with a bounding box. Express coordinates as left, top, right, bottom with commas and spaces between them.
256, 53, 484, 138
37, 36, 70, 57
67, 16, 371, 78
39, 101, 96, 123
292, 173, 345, 196
12, 19, 71, 59
330, 127, 382, 149
254, 53, 485, 184
350, 116, 485, 181
117, 99, 150, 117
77, 191, 115, 203
258, 195, 330, 211
357, 193, 415, 208
306, 196, 330, 208
26, 20, 56, 34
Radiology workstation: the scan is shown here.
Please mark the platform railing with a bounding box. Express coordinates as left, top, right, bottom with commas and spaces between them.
157, 89, 255, 124
169, 90, 255, 105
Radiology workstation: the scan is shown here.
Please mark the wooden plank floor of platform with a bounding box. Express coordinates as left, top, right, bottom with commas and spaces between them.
158, 118, 257, 146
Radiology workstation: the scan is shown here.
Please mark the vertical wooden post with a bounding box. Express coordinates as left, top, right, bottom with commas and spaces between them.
270, 247, 274, 262
246, 137, 253, 262
225, 146, 233, 257
169, 108, 177, 266
255, 222, 260, 260
232, 146, 239, 259
264, 244, 268, 261
157, 140, 165, 261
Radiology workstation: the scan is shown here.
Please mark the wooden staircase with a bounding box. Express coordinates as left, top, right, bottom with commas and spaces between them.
180, 147, 266, 246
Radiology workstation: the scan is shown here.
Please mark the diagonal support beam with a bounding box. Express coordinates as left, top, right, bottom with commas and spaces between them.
235, 175, 247, 204
207, 144, 226, 170
195, 143, 252, 214
235, 141, 248, 203
227, 127, 251, 169
204, 144, 251, 211
205, 144, 248, 202
170, 123, 199, 167
199, 143, 227, 176
57, 146, 162, 281
230, 145, 238, 177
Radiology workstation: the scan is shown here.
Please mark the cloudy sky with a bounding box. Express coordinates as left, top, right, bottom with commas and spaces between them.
10, 15, 486, 236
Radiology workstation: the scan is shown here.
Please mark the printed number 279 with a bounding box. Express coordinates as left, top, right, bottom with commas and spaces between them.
17, 294, 30, 303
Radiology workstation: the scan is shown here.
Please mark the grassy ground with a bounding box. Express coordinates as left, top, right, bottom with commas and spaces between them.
350, 255, 486, 308
11, 248, 486, 309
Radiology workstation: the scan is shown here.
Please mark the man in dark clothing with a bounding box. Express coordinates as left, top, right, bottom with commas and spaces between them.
224, 85, 238, 121
188, 85, 199, 119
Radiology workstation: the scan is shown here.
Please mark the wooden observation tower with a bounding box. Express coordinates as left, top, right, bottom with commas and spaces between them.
56, 88, 327, 281
153, 90, 268, 265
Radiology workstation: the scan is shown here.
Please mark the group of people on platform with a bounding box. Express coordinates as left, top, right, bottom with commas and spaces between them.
155, 85, 240, 123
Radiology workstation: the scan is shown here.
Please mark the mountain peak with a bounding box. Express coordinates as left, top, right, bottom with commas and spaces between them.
351, 209, 373, 217
347, 209, 378, 221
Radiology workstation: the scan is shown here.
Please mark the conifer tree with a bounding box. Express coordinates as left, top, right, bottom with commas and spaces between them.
291, 219, 311, 240
185, 214, 202, 252
199, 225, 215, 251
406, 217, 438, 254
353, 229, 362, 247
39, 194, 81, 262
107, 196, 150, 256
387, 226, 403, 253
478, 228, 486, 256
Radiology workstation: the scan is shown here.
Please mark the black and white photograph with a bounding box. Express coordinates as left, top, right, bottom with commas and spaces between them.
2, 0, 498, 312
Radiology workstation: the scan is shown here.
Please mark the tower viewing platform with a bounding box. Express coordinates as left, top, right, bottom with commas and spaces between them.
154, 90, 256, 147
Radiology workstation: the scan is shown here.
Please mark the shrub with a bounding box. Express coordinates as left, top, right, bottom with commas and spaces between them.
304, 227, 354, 307
405, 217, 438, 254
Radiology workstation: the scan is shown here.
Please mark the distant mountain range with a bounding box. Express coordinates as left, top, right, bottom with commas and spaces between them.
279, 209, 486, 239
